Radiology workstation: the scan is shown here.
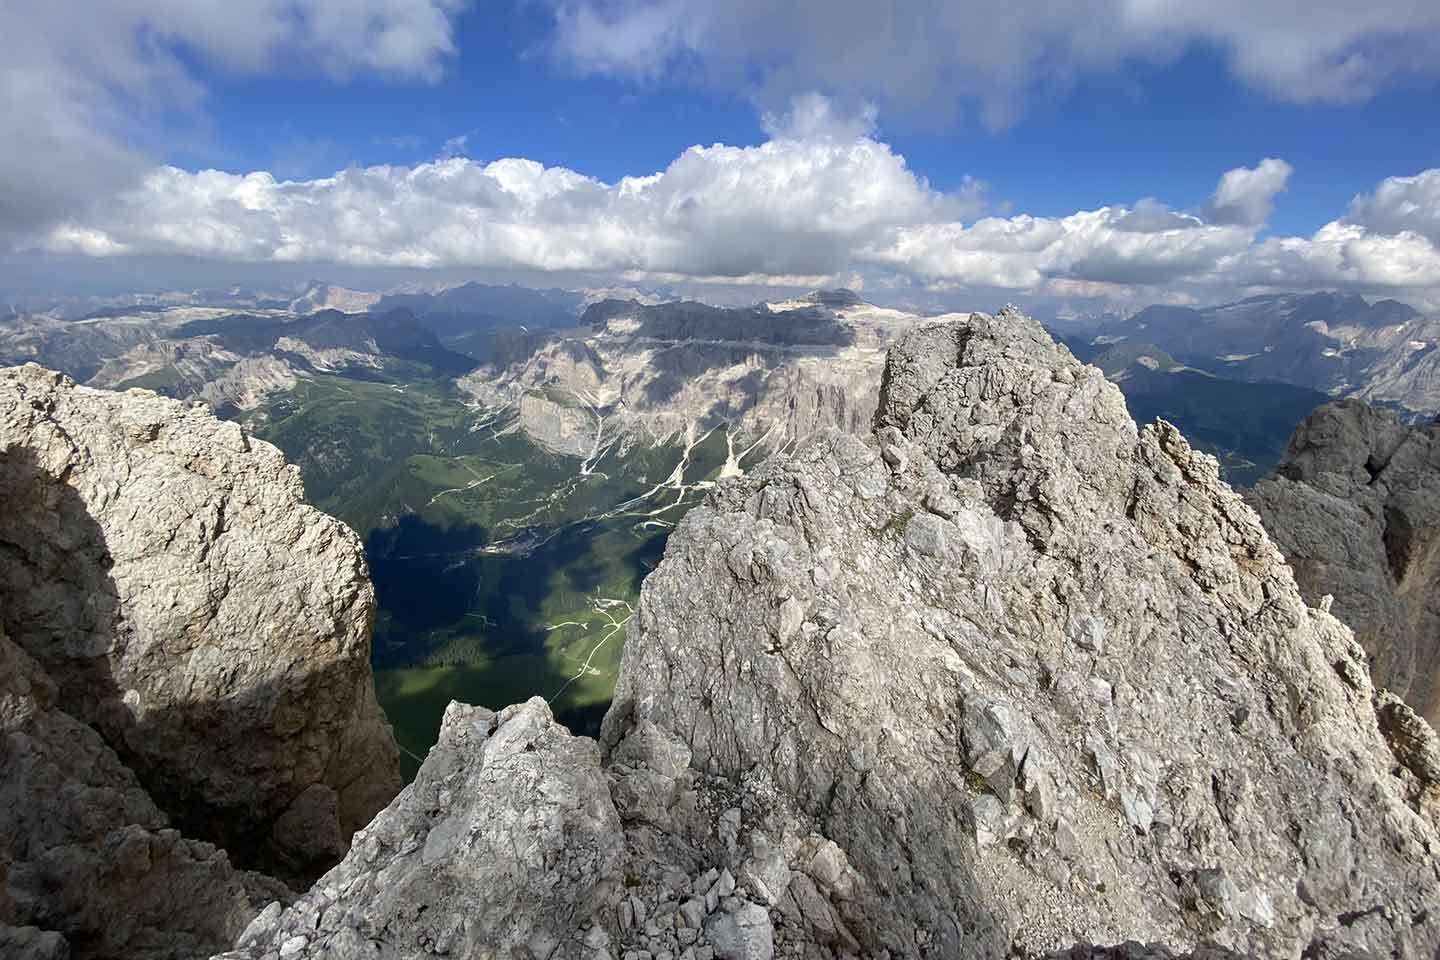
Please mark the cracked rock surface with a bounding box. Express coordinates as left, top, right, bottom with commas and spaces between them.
1246, 399, 1440, 727
217, 309, 1440, 960
219, 698, 625, 960
1, 611, 289, 959
604, 308, 1439, 958
0, 363, 401, 880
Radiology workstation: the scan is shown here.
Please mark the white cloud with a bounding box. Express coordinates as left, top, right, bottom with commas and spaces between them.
1204, 158, 1293, 227
1347, 168, 1440, 245
441, 134, 473, 159
549, 0, 1440, 124
36, 103, 977, 280
22, 108, 1440, 312
760, 93, 878, 143
863, 205, 1255, 290
0, 0, 467, 239
1243, 222, 1440, 292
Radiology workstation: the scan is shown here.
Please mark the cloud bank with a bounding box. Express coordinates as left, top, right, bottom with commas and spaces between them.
5, 4, 1440, 312
549, 0, 1440, 125
29, 114, 1440, 310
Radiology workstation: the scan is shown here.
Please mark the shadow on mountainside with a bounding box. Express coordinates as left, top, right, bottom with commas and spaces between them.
0, 444, 382, 888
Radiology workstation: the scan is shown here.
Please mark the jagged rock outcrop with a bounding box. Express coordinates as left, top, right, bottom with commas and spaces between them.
218, 309, 1440, 960
602, 309, 1439, 957
221, 698, 624, 959
221, 695, 801, 960
1, 615, 289, 959
0, 364, 401, 884
1246, 400, 1440, 726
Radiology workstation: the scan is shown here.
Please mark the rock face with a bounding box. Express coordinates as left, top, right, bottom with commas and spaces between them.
220, 309, 1440, 960
0, 364, 401, 884
225, 698, 624, 959
456, 293, 927, 465
1, 615, 288, 959
606, 309, 1439, 957
2, 305, 477, 417
222, 695, 798, 960
1246, 399, 1440, 725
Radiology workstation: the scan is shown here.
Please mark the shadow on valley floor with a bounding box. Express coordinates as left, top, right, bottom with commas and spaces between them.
365, 514, 493, 634
365, 513, 665, 660
364, 513, 668, 779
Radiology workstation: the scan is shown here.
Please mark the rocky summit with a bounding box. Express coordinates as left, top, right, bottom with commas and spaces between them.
220, 309, 1439, 960
0, 364, 403, 956
1246, 400, 1440, 727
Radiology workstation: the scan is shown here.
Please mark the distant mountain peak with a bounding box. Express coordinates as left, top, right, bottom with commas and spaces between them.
802, 288, 865, 308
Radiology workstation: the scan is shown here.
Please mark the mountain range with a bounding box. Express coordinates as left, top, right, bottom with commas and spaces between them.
1077, 292, 1440, 418
3, 283, 1433, 771
4, 307, 1436, 960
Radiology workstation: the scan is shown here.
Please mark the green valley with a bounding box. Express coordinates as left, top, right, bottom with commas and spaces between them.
241, 371, 727, 778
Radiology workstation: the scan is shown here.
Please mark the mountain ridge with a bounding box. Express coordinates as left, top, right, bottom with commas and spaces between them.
1084, 291, 1440, 416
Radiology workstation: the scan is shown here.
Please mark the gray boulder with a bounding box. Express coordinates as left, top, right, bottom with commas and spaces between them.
223, 698, 625, 960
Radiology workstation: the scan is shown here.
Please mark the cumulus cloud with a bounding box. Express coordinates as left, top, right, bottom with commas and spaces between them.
1243, 222, 1440, 292
0, 0, 466, 239
1347, 168, 1440, 245
1204, 158, 1293, 227
23, 114, 1440, 311
36, 113, 968, 280
549, 0, 1440, 124
760, 93, 879, 142
864, 206, 1254, 290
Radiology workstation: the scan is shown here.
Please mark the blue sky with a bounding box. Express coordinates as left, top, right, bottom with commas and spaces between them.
4, 0, 1440, 312
186, 8, 1438, 238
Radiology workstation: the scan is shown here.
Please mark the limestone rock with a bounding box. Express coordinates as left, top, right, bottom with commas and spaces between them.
703, 903, 773, 960
0, 364, 400, 880
1043, 945, 1245, 960
213, 309, 1440, 960
0, 924, 70, 960
1088, 292, 1440, 416
605, 308, 1440, 958
456, 295, 936, 469
222, 698, 625, 959
1, 618, 285, 959
1246, 399, 1440, 724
